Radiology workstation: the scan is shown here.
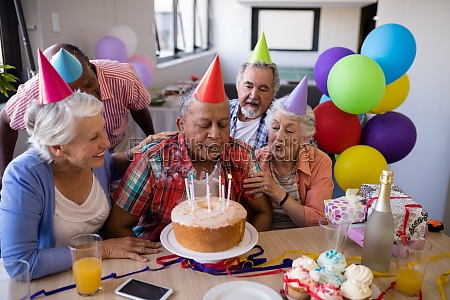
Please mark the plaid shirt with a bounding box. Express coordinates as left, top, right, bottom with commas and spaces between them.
113, 133, 262, 241
229, 99, 268, 150
5, 60, 151, 147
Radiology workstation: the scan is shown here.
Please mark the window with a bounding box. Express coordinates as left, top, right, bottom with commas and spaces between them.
251, 7, 320, 52
154, 0, 210, 63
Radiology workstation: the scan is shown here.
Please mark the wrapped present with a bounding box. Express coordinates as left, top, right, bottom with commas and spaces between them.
360, 183, 406, 205
362, 184, 428, 241
324, 189, 367, 225
348, 223, 428, 256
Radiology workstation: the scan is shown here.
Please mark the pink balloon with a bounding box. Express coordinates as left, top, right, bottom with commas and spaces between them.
128, 54, 156, 75
95, 36, 128, 62
130, 61, 152, 89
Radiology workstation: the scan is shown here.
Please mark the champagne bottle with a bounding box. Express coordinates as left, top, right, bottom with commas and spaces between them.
361, 169, 395, 273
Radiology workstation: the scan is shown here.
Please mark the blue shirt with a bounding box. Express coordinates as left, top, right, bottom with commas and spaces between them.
0, 149, 118, 279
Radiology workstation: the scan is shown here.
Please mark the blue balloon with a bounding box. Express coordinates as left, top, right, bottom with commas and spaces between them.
319, 94, 331, 104
361, 23, 416, 84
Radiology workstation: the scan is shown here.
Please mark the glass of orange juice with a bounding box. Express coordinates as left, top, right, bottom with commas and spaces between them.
68, 234, 102, 296
395, 237, 432, 296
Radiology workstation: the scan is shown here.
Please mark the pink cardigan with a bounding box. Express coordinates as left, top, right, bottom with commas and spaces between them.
256, 144, 334, 227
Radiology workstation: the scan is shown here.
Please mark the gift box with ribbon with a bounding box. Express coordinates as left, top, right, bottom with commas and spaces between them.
324, 189, 367, 225
361, 184, 428, 241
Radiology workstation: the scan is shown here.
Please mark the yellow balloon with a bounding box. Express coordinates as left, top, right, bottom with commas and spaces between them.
334, 145, 388, 191
370, 74, 410, 114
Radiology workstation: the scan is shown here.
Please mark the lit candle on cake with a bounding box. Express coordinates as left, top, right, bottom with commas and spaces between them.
184, 177, 190, 204
218, 174, 222, 201
189, 174, 195, 211
227, 174, 232, 207
206, 172, 211, 213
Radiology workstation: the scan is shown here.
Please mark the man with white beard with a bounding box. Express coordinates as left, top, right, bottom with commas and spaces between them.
229, 33, 280, 150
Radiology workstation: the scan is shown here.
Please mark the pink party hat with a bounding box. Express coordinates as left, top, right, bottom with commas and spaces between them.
38, 49, 73, 105
248, 32, 272, 64
283, 75, 308, 115
194, 55, 226, 103
49, 48, 82, 83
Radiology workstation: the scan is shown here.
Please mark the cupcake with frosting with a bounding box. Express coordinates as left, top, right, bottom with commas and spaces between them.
284, 266, 317, 300
343, 264, 373, 287
311, 282, 343, 300
310, 266, 346, 288
340, 279, 372, 300
292, 255, 319, 271
317, 249, 347, 273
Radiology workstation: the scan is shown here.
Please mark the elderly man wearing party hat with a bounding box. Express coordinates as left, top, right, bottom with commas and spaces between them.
243, 75, 334, 229
0, 43, 155, 190
0, 50, 165, 280
104, 55, 272, 241
229, 32, 281, 150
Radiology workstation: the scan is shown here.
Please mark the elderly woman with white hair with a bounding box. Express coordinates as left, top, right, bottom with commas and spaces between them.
0, 89, 171, 280
243, 77, 334, 229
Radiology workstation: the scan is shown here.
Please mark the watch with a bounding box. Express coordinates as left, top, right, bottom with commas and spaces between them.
277, 192, 289, 207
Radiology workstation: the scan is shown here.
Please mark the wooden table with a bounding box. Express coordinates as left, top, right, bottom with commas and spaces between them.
29, 227, 450, 299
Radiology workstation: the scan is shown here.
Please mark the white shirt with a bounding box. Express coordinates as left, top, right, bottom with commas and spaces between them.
233, 117, 261, 146
53, 175, 110, 247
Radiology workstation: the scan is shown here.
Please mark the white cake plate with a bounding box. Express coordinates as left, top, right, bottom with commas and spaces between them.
160, 222, 258, 263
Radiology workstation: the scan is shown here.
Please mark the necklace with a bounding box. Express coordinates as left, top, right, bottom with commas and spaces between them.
270, 160, 296, 184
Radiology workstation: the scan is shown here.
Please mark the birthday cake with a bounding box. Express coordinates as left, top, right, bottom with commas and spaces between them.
171, 197, 247, 252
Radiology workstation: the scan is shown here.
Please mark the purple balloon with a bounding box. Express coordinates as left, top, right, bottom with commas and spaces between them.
130, 61, 152, 89
95, 35, 128, 62
360, 112, 417, 164
314, 47, 355, 96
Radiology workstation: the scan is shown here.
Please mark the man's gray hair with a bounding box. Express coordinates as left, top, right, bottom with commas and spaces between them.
24, 90, 103, 162
265, 97, 316, 140
235, 61, 280, 98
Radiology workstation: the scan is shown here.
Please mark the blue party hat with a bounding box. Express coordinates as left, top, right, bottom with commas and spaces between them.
49, 48, 82, 83
283, 75, 308, 115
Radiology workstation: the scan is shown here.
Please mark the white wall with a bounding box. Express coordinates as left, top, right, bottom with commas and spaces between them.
376, 0, 450, 234
20, 0, 214, 89
211, 0, 362, 82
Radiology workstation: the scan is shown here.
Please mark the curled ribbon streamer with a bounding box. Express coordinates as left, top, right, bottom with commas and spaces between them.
30, 266, 161, 299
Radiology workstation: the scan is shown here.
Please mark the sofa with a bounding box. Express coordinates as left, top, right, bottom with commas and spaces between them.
224, 83, 322, 109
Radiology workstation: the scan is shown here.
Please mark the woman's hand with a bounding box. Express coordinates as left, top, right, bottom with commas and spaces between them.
138, 131, 177, 148
102, 237, 162, 262
243, 171, 284, 201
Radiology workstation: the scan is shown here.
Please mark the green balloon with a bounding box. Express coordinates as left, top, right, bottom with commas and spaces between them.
328, 54, 386, 114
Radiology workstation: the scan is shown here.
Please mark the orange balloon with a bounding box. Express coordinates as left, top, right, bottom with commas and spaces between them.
370, 74, 410, 114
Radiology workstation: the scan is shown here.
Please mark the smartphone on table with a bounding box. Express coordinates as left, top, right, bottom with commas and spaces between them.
115, 278, 173, 300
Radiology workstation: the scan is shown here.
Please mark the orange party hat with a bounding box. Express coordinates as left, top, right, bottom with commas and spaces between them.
248, 32, 272, 64
49, 48, 82, 83
38, 49, 73, 105
194, 55, 226, 103
283, 75, 308, 115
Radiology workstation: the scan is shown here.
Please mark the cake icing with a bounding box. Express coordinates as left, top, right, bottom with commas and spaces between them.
314, 282, 343, 300
343, 264, 373, 286
292, 255, 319, 271
317, 249, 347, 273
340, 279, 372, 300
171, 197, 247, 228
310, 267, 345, 288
